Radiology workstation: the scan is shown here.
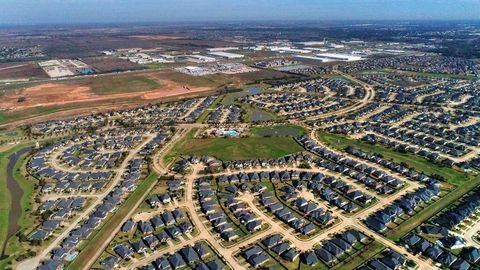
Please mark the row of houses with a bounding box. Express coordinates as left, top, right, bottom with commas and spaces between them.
32, 97, 212, 136
258, 189, 328, 235
206, 104, 242, 124
357, 248, 406, 270
184, 96, 218, 122
243, 229, 369, 268
297, 136, 404, 195
405, 119, 480, 147
38, 158, 146, 270
30, 197, 87, 242
196, 178, 241, 242
368, 124, 468, 157
345, 146, 441, 185
403, 233, 471, 270
239, 92, 353, 119
432, 188, 480, 230
365, 185, 440, 233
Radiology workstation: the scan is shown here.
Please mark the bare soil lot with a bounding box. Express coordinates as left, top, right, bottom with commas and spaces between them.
81, 56, 144, 73
0, 62, 48, 80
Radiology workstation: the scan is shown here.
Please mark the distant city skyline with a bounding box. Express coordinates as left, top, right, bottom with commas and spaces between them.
1, 0, 480, 25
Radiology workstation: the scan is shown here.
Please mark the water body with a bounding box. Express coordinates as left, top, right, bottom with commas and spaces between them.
248, 86, 261, 95
1, 146, 32, 257
251, 110, 274, 122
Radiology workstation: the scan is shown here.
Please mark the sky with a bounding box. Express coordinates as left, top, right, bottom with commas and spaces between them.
1, 0, 479, 25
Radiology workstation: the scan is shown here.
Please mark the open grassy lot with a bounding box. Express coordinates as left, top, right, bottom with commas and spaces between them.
318, 131, 468, 186
67, 172, 159, 270
0, 106, 63, 126
180, 136, 303, 161
163, 128, 199, 166
89, 75, 161, 95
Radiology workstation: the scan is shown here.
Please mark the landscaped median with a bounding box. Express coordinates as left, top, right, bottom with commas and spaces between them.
67, 172, 159, 270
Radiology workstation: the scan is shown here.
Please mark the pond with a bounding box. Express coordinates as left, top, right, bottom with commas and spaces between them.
251, 109, 275, 122
253, 125, 304, 137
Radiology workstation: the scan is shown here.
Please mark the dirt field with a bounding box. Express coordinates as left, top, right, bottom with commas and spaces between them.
0, 77, 212, 110
0, 62, 48, 80
82, 56, 144, 73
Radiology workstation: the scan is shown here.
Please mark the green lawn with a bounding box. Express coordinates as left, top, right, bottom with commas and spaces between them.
90, 75, 161, 95
318, 131, 468, 186
67, 172, 159, 270
180, 136, 303, 161
0, 106, 62, 126
162, 128, 199, 165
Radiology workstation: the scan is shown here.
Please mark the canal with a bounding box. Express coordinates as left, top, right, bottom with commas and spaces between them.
1, 146, 32, 257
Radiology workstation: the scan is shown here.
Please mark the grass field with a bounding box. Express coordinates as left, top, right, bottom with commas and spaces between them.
179, 136, 303, 161
162, 128, 199, 166
318, 131, 468, 186
67, 172, 159, 270
0, 106, 63, 126
89, 75, 161, 95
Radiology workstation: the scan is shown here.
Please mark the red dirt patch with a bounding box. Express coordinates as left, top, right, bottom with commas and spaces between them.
0, 79, 213, 110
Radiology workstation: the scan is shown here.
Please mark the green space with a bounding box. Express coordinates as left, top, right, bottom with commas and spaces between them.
90, 75, 161, 95
317, 131, 468, 186
180, 136, 303, 161
67, 172, 159, 270
0, 143, 36, 269
0, 106, 62, 126
144, 63, 165, 69
163, 128, 198, 165
251, 124, 306, 137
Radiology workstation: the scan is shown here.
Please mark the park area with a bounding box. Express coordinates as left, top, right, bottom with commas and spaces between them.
178, 125, 305, 161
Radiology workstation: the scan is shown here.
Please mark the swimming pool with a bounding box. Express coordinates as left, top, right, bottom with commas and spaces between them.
223, 130, 240, 137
